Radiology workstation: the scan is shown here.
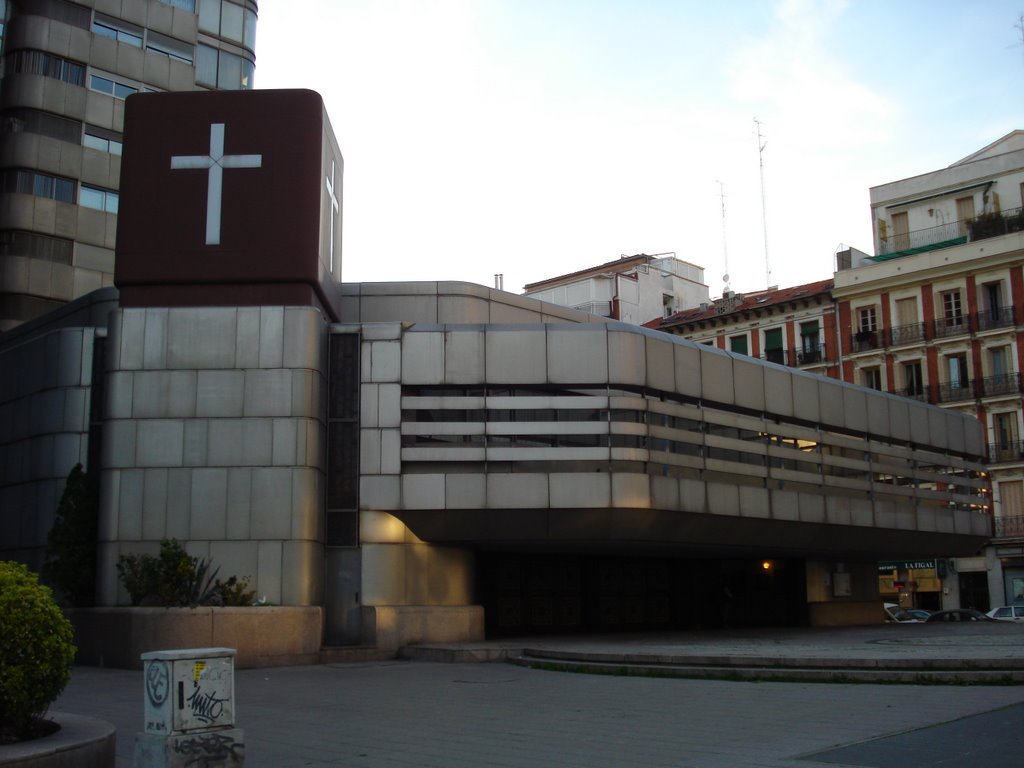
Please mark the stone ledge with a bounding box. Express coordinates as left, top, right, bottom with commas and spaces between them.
66, 607, 322, 670
0, 713, 115, 768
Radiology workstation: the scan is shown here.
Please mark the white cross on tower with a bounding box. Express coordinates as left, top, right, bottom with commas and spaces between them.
325, 160, 340, 273
170, 122, 262, 246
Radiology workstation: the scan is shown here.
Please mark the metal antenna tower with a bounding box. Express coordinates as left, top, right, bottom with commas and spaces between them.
716, 179, 730, 293
755, 118, 771, 289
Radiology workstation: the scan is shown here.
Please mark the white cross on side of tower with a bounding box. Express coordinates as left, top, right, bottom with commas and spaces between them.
170, 123, 262, 246
325, 160, 340, 273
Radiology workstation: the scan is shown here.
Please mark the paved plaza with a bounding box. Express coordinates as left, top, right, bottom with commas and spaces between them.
54, 625, 1024, 768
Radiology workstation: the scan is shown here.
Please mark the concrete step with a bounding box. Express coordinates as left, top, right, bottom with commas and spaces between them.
510, 648, 1024, 684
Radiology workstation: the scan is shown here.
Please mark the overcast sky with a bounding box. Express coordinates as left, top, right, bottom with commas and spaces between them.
254, 0, 1024, 299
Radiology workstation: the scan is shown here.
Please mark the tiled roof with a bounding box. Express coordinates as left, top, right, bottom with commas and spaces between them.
647, 278, 834, 330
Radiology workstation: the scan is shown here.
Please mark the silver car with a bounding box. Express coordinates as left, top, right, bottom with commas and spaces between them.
986, 605, 1024, 622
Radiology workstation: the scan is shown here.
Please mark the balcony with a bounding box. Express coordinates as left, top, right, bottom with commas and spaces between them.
877, 206, 1024, 258
851, 307, 1019, 355
937, 380, 973, 403
851, 330, 882, 352
933, 315, 968, 339
994, 515, 1024, 538
978, 372, 1022, 398
989, 440, 1024, 464
758, 344, 829, 368
796, 344, 826, 365
976, 305, 1016, 332
887, 322, 927, 346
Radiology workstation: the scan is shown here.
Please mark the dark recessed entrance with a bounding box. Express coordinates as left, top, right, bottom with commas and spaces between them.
478, 552, 807, 637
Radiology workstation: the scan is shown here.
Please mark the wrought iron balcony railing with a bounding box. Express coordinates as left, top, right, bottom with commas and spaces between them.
933, 315, 968, 339
994, 514, 1024, 538
887, 322, 927, 346
975, 305, 1016, 332
851, 330, 882, 352
989, 439, 1024, 464
937, 380, 973, 403
758, 344, 830, 368
796, 344, 826, 365
878, 206, 1024, 257
978, 372, 1022, 398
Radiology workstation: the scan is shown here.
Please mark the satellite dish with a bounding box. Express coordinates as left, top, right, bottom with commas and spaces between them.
723, 273, 730, 283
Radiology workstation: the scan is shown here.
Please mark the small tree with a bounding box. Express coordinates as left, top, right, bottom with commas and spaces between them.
0, 562, 76, 743
43, 463, 98, 607
116, 539, 247, 607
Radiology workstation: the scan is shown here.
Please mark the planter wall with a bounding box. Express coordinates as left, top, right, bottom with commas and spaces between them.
66, 607, 323, 669
0, 714, 114, 768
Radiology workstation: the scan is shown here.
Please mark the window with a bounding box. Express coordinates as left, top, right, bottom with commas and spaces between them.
729, 334, 748, 356
956, 196, 976, 235
981, 281, 1009, 329
990, 346, 1009, 379
5, 49, 85, 86
89, 73, 138, 100
79, 185, 118, 213
942, 290, 962, 323
83, 125, 122, 155
994, 414, 1019, 455
937, 289, 964, 337
902, 361, 924, 397
20, 0, 90, 29
947, 353, 969, 388
854, 307, 878, 350
198, 0, 257, 50
799, 321, 821, 363
763, 328, 784, 364
891, 296, 922, 344
998, 481, 1023, 520
0, 169, 74, 203
92, 13, 143, 47
160, 0, 197, 10
0, 108, 81, 143
858, 306, 877, 333
0, 230, 73, 264
146, 30, 194, 64
891, 211, 909, 251
862, 367, 882, 391
195, 44, 253, 90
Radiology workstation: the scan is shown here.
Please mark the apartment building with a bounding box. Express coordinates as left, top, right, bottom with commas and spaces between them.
646, 279, 837, 377
523, 252, 710, 325
832, 131, 1024, 611
653, 132, 1024, 611
0, 0, 258, 331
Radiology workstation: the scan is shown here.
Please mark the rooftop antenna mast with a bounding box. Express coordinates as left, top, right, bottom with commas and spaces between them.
755, 117, 771, 289
716, 179, 730, 293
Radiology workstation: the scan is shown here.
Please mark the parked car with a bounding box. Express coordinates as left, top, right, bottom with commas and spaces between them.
925, 609, 997, 623
986, 605, 1024, 622
884, 603, 925, 623
905, 608, 932, 621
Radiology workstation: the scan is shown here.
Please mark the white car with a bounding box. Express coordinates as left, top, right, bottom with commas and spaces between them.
986, 605, 1024, 622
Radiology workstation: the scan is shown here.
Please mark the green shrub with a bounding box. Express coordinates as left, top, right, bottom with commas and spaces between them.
43, 463, 99, 607
0, 562, 76, 743
218, 575, 258, 606
117, 539, 258, 607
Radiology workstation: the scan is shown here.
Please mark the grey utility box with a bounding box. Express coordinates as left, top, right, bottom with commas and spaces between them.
134, 647, 244, 767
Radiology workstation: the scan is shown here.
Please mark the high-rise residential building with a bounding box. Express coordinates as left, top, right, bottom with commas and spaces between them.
0, 0, 258, 331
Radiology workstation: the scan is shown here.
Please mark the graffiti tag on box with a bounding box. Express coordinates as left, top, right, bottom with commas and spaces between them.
172, 731, 244, 768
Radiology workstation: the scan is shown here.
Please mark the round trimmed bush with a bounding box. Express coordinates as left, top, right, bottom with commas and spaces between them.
0, 561, 76, 743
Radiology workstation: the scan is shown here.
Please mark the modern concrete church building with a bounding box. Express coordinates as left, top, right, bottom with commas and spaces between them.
0, 88, 993, 658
